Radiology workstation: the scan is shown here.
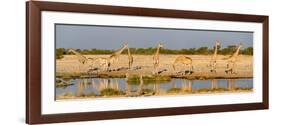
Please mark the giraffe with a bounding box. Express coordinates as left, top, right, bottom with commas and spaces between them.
91, 57, 112, 71
225, 43, 243, 74
99, 43, 128, 71
172, 55, 193, 74
152, 43, 164, 74
67, 48, 93, 71
110, 43, 128, 64
127, 45, 134, 70
68, 48, 88, 64
91, 43, 129, 71
209, 40, 221, 73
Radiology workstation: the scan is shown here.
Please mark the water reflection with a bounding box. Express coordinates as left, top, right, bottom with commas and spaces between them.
211, 79, 218, 90
56, 78, 253, 99
228, 79, 235, 91
181, 79, 193, 92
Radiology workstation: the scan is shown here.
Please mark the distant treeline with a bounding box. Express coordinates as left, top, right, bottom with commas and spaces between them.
56, 46, 253, 59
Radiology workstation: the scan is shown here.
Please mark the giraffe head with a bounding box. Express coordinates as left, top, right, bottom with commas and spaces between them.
157, 43, 164, 48
122, 42, 129, 48
215, 40, 221, 49
67, 48, 75, 53
215, 40, 221, 46
238, 43, 243, 49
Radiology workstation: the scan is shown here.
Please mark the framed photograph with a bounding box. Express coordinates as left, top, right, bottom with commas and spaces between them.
26, 1, 269, 124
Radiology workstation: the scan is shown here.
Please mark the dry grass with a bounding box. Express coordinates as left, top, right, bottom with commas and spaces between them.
56, 54, 253, 79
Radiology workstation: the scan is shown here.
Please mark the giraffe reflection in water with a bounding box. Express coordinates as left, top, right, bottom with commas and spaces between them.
181, 79, 193, 93
76, 79, 89, 97
56, 77, 253, 99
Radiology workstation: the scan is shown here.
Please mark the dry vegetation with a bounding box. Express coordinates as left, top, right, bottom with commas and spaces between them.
56, 54, 253, 79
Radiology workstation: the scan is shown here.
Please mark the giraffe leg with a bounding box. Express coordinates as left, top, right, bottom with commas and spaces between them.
188, 64, 191, 74
155, 63, 159, 74
226, 62, 231, 74
210, 60, 217, 73
173, 63, 177, 72
107, 62, 111, 71
130, 60, 133, 70
189, 64, 194, 74
232, 62, 237, 74
103, 62, 108, 71
152, 63, 156, 74
213, 61, 217, 73
191, 64, 194, 74
183, 64, 187, 75
230, 63, 235, 74
128, 61, 131, 70
210, 61, 214, 72
78, 64, 80, 73
153, 61, 159, 75
104, 64, 107, 71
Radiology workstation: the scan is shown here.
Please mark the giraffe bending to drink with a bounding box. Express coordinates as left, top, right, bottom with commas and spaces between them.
110, 43, 128, 63
91, 57, 113, 71
225, 43, 242, 74
67, 48, 94, 71
92, 43, 129, 71
152, 43, 164, 74
173, 55, 193, 74
208, 40, 221, 73
68, 48, 88, 64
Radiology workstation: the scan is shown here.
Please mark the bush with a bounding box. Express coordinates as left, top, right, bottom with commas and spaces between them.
127, 75, 171, 85
241, 47, 253, 55
56, 48, 66, 59
56, 46, 253, 56
100, 88, 124, 96
167, 88, 182, 93
79, 92, 96, 97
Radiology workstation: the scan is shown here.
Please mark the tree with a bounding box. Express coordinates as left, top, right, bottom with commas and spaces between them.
196, 47, 210, 55
56, 45, 253, 56
241, 47, 253, 55
220, 45, 236, 55
56, 48, 66, 59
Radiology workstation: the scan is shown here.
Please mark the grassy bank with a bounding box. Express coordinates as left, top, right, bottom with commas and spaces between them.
56, 87, 253, 100
56, 71, 253, 80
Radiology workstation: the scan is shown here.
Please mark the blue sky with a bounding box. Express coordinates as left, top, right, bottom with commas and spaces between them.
56, 24, 253, 50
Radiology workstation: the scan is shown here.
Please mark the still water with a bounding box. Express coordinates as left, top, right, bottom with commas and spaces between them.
56, 78, 253, 98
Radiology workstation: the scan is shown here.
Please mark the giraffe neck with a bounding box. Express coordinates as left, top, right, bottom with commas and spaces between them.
127, 47, 131, 56
213, 44, 218, 58
231, 46, 242, 59
155, 46, 161, 57
112, 45, 127, 56
70, 50, 86, 60
233, 46, 241, 57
